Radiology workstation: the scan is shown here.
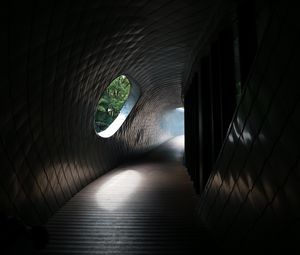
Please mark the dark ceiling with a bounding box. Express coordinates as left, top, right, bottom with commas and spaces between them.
1, 0, 225, 223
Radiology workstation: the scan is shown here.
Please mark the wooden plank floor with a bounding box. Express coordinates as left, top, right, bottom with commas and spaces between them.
38, 136, 212, 254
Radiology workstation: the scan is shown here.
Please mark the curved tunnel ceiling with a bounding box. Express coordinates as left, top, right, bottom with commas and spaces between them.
2, 0, 223, 223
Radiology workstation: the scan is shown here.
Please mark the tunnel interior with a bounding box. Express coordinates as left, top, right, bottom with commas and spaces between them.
1, 0, 300, 253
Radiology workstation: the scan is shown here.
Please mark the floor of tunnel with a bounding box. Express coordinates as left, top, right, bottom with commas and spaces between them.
37, 136, 213, 254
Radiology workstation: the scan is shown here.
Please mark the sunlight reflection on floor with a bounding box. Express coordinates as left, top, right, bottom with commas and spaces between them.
96, 170, 142, 211
168, 135, 185, 150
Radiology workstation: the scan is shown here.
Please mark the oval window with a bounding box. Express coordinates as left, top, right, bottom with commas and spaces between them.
94, 75, 140, 138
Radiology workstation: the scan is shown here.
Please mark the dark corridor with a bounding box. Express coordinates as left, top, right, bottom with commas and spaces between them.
38, 136, 213, 254
1, 0, 300, 254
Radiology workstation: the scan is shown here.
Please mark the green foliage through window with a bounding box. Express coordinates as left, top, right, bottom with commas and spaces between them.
95, 75, 131, 132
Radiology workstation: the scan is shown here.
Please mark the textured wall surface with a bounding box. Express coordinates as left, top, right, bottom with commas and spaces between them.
1, 0, 222, 224
3, 0, 300, 250
198, 0, 300, 248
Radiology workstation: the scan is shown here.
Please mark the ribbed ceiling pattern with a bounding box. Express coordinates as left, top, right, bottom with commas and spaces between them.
1, 0, 221, 224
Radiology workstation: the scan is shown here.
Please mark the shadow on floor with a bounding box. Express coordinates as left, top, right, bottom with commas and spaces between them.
36, 135, 218, 254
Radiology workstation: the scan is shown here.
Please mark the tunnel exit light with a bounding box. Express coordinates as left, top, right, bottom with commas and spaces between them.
176, 107, 184, 112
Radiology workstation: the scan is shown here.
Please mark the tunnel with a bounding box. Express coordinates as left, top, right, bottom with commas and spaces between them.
1, 0, 300, 254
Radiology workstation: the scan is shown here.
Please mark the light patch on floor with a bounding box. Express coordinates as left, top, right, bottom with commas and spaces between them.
39, 136, 211, 255
96, 170, 142, 211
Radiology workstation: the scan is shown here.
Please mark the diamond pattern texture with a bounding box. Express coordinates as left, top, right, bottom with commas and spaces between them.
198, 0, 300, 249
1, 0, 221, 224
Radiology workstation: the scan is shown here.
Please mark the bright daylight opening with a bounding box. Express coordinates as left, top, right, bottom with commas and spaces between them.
160, 106, 185, 140
176, 107, 184, 113
96, 170, 142, 211
94, 75, 140, 138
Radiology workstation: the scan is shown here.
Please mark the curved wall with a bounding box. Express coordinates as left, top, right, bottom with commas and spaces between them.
1, 0, 220, 224
198, 0, 300, 249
